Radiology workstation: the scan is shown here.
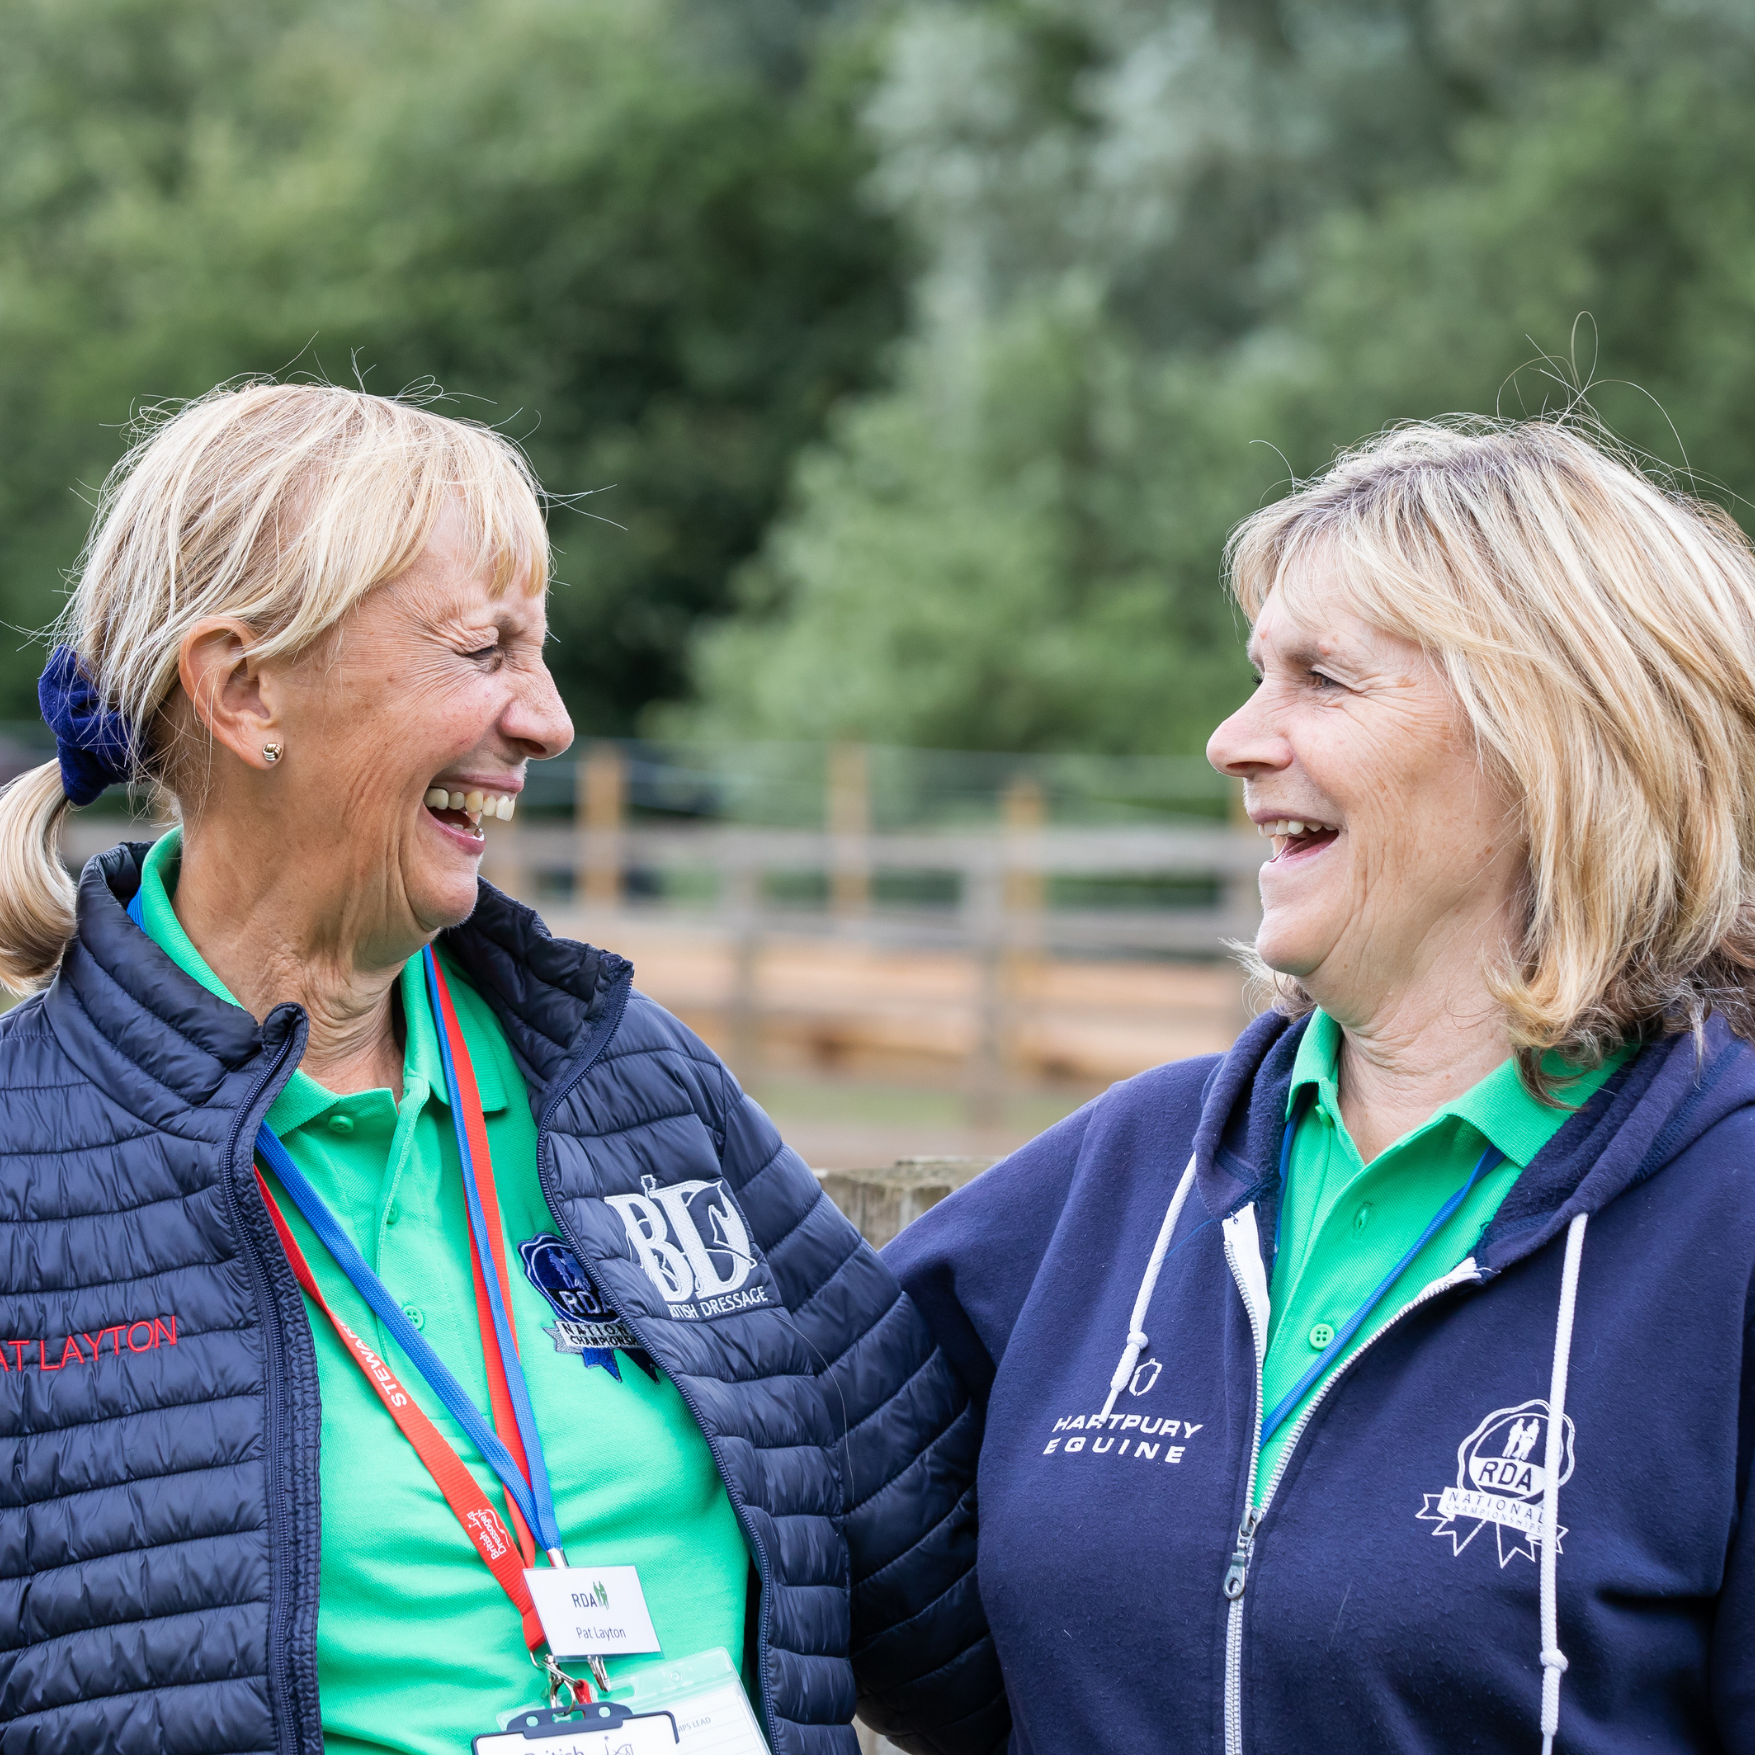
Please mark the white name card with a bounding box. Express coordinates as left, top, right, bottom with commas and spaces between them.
525, 1564, 661, 1658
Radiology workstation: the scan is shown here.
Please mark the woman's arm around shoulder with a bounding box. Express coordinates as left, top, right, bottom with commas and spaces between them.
854, 1054, 1221, 1751
710, 1065, 1002, 1752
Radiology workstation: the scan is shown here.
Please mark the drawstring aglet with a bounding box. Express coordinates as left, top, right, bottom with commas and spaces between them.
1097, 1155, 1197, 1422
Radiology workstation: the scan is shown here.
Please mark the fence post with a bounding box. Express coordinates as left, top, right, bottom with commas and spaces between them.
480, 815, 528, 902
963, 850, 1005, 1128
828, 742, 871, 918
577, 743, 626, 910
724, 843, 763, 1084
1001, 774, 1046, 1080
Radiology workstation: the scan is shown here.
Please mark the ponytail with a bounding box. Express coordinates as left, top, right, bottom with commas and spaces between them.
0, 760, 76, 992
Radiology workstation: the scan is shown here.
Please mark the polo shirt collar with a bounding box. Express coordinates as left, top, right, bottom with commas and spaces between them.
135, 831, 507, 1131
1284, 1005, 1609, 1172
1287, 1007, 1345, 1125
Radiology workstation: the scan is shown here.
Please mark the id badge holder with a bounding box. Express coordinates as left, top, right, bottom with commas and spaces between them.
473, 1702, 680, 1754
601, 1647, 770, 1755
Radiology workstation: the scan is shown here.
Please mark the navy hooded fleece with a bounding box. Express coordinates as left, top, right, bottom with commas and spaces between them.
864, 1010, 1755, 1755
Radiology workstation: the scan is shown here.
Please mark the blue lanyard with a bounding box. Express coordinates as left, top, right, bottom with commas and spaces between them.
1259, 1088, 1502, 1448
124, 896, 566, 1554
420, 947, 563, 1556
253, 1122, 559, 1553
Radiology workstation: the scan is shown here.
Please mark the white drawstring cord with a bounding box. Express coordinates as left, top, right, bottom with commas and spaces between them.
1098, 1153, 1200, 1422
1539, 1211, 1589, 1755
1100, 1140, 1586, 1753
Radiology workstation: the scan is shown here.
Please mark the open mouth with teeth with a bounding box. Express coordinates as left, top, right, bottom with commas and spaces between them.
1258, 816, 1340, 862
424, 786, 517, 841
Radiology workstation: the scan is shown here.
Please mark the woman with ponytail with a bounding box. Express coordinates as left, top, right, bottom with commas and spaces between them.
0, 383, 966, 1755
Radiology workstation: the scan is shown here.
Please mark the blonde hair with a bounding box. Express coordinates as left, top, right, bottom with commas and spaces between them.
1226, 416, 1755, 1093
0, 381, 550, 992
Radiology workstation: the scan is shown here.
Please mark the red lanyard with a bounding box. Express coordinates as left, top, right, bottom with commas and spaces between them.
253, 952, 594, 1701
429, 957, 538, 1564
255, 1176, 554, 1656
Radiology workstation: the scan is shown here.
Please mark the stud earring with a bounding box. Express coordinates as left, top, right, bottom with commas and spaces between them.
262, 743, 284, 765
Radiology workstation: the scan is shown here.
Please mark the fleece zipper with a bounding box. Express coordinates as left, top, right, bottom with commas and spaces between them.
1219, 1216, 1269, 1755
1218, 1206, 1480, 1755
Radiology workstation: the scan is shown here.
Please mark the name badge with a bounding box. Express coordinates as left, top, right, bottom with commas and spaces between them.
525, 1565, 661, 1658
476, 1647, 769, 1755
474, 1703, 679, 1753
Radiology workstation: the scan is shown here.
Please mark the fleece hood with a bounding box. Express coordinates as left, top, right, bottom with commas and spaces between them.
1191, 1010, 1755, 1280
872, 1016, 1755, 1755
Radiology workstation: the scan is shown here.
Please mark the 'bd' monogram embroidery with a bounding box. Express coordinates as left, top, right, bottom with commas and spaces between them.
605, 1175, 776, 1321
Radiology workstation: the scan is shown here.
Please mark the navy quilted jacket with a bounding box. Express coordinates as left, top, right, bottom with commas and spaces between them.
0, 846, 993, 1754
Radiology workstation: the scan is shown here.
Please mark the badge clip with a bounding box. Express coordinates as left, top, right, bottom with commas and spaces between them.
474, 1702, 682, 1751
535, 1649, 608, 1708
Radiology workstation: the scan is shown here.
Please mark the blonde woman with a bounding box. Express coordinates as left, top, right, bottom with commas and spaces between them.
0, 384, 971, 1755
855, 421, 1755, 1754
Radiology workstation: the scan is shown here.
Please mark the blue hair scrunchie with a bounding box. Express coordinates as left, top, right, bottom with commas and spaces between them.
37, 646, 135, 807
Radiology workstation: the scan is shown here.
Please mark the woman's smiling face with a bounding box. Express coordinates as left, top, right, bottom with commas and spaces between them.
255, 503, 573, 939
1206, 571, 1523, 1024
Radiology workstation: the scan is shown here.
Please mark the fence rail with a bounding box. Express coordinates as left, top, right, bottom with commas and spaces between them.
487, 821, 1266, 948
67, 819, 1267, 952
67, 812, 1264, 1118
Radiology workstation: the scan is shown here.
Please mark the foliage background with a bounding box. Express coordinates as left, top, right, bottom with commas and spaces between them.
6, 0, 1755, 754
0, 0, 906, 731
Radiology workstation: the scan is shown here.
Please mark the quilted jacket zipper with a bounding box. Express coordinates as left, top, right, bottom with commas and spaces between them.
1219, 1215, 1480, 1755
529, 969, 784, 1744
223, 1028, 306, 1755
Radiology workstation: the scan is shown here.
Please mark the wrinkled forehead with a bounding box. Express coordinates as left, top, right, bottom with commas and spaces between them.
1247, 546, 1379, 656
1246, 525, 1432, 660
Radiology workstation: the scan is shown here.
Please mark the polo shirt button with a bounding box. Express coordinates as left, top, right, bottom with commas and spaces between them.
1308, 1322, 1335, 1350
326, 1114, 354, 1135
385, 1202, 400, 1227
1353, 1203, 1372, 1232
401, 1303, 425, 1330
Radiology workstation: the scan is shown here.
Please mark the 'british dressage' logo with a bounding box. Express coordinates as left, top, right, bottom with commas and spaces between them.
605, 1175, 777, 1322
1417, 1398, 1574, 1566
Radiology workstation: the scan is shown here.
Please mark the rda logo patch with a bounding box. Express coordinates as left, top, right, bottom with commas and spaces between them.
1417, 1398, 1575, 1566
604, 1174, 775, 1322
517, 1233, 657, 1382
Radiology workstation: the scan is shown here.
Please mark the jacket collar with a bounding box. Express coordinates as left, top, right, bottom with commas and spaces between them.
47, 842, 629, 1115
48, 844, 291, 1113
1192, 1007, 1300, 1221
1473, 1018, 1750, 1274
436, 885, 630, 1091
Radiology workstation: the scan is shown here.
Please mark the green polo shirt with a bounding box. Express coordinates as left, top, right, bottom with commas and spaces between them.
1257, 1009, 1628, 1490
135, 832, 749, 1754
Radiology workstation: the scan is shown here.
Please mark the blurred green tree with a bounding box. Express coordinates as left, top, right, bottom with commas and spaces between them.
0, 0, 906, 727
680, 0, 1755, 753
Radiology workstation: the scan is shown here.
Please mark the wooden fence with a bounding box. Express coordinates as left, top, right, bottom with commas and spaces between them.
62, 740, 1266, 1117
